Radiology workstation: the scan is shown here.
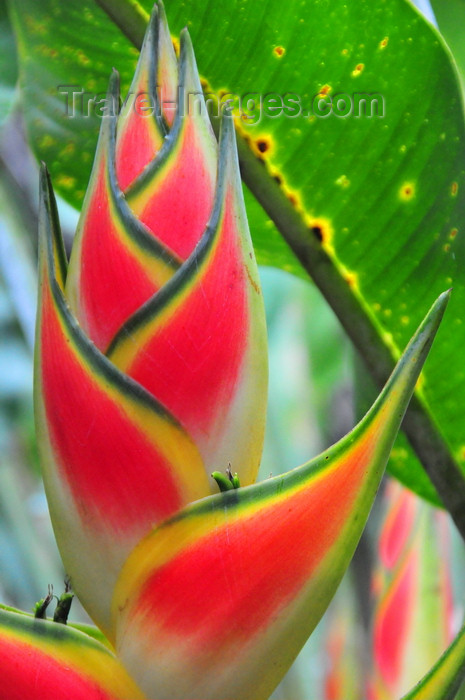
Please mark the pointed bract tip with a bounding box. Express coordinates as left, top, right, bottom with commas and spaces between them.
39, 162, 50, 197
108, 68, 120, 95
38, 162, 55, 215
179, 26, 193, 54
216, 111, 240, 191
156, 0, 167, 22
177, 27, 204, 104
420, 289, 451, 338
146, 2, 159, 35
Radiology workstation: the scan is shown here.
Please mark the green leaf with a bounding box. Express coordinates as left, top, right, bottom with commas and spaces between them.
9, 0, 465, 527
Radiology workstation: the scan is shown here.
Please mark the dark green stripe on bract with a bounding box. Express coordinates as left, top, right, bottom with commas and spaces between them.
0, 606, 113, 654
148, 1, 170, 137
38, 164, 183, 429
105, 113, 232, 358
39, 166, 68, 287
137, 1, 168, 139
104, 69, 181, 268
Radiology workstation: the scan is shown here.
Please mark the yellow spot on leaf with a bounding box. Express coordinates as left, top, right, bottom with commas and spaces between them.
55, 174, 76, 190
307, 217, 334, 251
344, 271, 359, 289
318, 84, 332, 96
253, 136, 273, 157
450, 228, 458, 239
335, 174, 350, 188
379, 37, 389, 49
351, 63, 364, 77
77, 51, 90, 66
399, 182, 415, 201
285, 189, 301, 209
39, 134, 55, 149
273, 46, 285, 58
400, 316, 409, 326
391, 446, 409, 460
451, 182, 458, 196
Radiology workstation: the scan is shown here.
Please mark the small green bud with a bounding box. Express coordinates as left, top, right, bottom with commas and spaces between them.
34, 584, 53, 619
53, 577, 74, 624
212, 464, 241, 493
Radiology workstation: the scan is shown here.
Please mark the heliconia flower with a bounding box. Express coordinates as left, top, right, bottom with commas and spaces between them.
0, 605, 144, 699
32, 3, 452, 698
34, 4, 267, 636
368, 480, 456, 700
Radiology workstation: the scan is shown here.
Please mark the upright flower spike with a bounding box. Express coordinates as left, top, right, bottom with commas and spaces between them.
0, 606, 145, 699
34, 5, 267, 635
111, 291, 449, 700
64, 3, 267, 486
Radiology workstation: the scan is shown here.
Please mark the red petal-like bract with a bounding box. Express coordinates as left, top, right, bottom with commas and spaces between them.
64, 7, 267, 487
0, 606, 144, 700
107, 115, 266, 482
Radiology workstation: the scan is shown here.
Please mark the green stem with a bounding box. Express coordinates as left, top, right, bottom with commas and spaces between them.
92, 0, 465, 542
94, 0, 148, 48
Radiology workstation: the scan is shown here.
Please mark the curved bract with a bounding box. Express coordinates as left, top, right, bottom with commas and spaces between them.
112, 291, 449, 700
0, 606, 144, 700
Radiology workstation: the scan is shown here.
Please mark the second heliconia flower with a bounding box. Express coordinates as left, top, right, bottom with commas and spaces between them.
34, 2, 267, 635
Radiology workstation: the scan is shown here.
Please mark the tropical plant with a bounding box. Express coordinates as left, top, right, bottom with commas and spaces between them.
1, 0, 465, 698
